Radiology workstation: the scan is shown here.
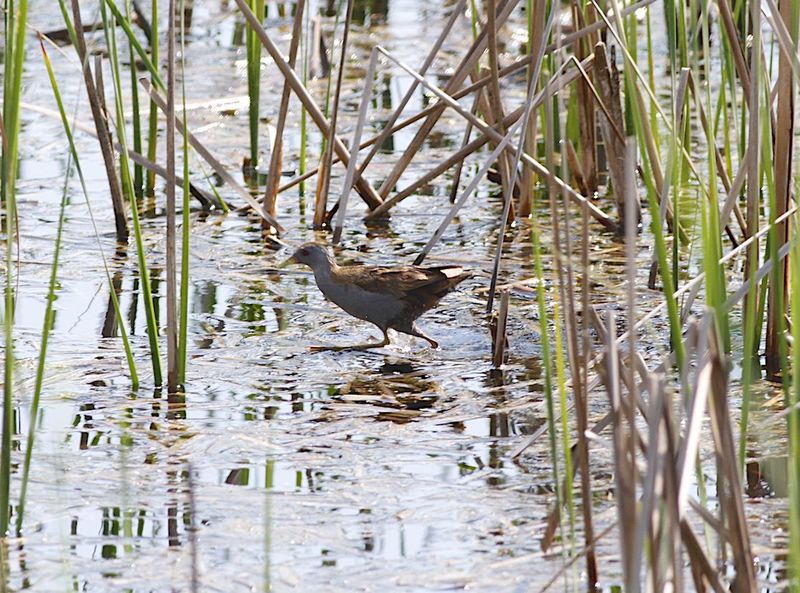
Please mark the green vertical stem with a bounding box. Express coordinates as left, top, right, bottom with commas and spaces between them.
246, 0, 265, 178
1, 0, 30, 536
178, 0, 191, 384
127, 1, 143, 196
147, 0, 160, 193
102, 1, 164, 384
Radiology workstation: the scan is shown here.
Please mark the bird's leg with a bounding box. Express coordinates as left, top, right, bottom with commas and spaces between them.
308, 330, 391, 352
397, 324, 439, 349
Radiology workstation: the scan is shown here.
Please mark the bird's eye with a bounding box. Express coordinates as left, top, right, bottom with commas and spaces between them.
301, 249, 309, 256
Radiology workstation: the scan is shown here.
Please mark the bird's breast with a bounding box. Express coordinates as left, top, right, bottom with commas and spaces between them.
315, 276, 404, 329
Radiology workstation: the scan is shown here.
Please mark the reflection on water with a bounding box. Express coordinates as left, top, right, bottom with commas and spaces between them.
5, 0, 790, 591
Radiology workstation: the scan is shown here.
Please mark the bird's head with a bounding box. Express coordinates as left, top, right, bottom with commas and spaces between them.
283, 242, 335, 271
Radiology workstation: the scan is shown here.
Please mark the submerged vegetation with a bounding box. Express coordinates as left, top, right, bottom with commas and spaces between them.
1, 0, 800, 590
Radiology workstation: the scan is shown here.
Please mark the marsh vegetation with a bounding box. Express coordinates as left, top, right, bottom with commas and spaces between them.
0, 0, 799, 591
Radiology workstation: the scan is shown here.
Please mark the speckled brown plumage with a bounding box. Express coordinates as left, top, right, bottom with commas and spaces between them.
287, 242, 470, 350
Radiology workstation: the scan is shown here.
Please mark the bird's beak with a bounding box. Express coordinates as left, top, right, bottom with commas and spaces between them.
278, 254, 296, 269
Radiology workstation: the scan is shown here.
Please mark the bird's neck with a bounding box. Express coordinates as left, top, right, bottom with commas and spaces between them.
311, 258, 339, 283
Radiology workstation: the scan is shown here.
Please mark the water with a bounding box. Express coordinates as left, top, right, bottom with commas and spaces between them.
4, 0, 792, 591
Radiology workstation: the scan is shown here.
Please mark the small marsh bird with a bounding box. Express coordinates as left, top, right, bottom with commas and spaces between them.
285, 242, 470, 351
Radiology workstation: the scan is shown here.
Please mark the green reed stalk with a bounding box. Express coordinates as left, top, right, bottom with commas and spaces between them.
531, 218, 569, 541
1, 0, 30, 536
47, 21, 138, 388
299, 4, 310, 196
607, 0, 686, 368
552, 299, 575, 541
102, 2, 164, 385
104, 0, 165, 89
740, 75, 771, 465
470, 0, 479, 40
147, 0, 159, 193
645, 9, 659, 155
700, 2, 729, 353
246, 0, 265, 177
126, 1, 144, 196
16, 40, 71, 534
178, 0, 190, 384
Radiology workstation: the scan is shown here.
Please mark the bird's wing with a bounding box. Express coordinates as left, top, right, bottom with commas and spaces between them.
338, 265, 464, 297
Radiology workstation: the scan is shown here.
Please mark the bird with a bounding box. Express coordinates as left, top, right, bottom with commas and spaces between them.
284, 242, 470, 351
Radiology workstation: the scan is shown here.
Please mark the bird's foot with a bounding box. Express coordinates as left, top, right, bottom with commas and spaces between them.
308, 339, 390, 352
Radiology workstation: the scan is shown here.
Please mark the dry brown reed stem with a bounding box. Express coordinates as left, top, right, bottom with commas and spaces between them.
485, 0, 516, 223
232, 0, 383, 210
375, 0, 522, 199
700, 318, 758, 592
314, 0, 354, 229
603, 313, 640, 593
448, 92, 481, 203
622, 139, 641, 590
485, 5, 555, 312
354, 0, 466, 182
70, 0, 128, 243
595, 43, 639, 228
491, 290, 510, 368
331, 48, 378, 244
165, 0, 178, 392
518, 0, 547, 217
564, 140, 589, 195
263, 0, 305, 222
365, 51, 619, 231
572, 2, 597, 200
765, 0, 794, 380
716, 0, 751, 98
141, 80, 285, 233
272, 0, 652, 202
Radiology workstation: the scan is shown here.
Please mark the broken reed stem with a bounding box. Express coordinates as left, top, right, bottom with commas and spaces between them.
492, 290, 510, 368
314, 0, 354, 229
263, 0, 305, 222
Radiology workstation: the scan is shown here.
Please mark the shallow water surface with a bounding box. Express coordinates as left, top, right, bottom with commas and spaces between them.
5, 0, 792, 591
